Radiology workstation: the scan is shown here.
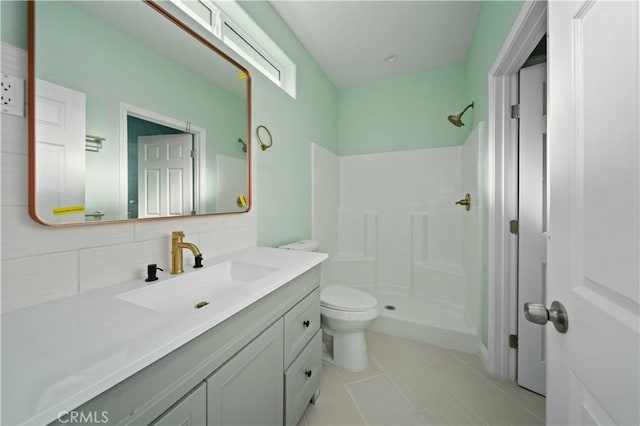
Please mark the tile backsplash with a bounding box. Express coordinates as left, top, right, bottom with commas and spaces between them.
0, 43, 258, 313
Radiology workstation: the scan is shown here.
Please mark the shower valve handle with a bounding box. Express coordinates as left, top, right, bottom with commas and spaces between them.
455, 194, 471, 211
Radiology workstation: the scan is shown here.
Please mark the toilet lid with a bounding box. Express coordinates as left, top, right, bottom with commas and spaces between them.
321, 286, 378, 312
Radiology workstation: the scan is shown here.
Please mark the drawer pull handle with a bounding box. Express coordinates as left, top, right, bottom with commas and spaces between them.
305, 369, 312, 378
303, 320, 310, 328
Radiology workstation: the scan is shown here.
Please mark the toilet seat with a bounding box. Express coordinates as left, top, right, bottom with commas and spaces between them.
321, 286, 378, 312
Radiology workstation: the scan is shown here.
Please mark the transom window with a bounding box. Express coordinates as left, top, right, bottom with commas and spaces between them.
171, 0, 297, 98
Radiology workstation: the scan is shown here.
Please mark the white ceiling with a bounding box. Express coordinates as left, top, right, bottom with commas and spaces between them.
270, 1, 482, 88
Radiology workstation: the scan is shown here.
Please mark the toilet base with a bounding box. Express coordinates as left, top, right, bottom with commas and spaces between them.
322, 329, 368, 372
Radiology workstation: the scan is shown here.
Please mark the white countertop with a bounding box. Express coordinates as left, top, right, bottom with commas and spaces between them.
1, 246, 327, 425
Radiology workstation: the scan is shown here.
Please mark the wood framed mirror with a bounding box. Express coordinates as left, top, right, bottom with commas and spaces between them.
28, 0, 251, 225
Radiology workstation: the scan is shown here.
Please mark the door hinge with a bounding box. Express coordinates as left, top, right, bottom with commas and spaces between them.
510, 219, 519, 235
511, 104, 520, 119
190, 149, 196, 159
509, 334, 518, 349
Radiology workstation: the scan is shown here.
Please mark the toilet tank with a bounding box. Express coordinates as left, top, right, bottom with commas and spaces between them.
278, 240, 320, 252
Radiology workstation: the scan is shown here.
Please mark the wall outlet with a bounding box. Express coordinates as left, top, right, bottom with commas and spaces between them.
1, 73, 25, 117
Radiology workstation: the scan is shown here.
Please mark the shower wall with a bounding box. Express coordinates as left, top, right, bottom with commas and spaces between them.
311, 143, 340, 287
335, 145, 465, 302
312, 124, 484, 348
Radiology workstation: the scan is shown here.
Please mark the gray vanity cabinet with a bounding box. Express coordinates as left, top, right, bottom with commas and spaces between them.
206, 319, 284, 426
51, 266, 321, 426
151, 383, 206, 426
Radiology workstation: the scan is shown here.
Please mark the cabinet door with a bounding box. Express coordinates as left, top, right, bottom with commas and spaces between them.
151, 382, 206, 426
206, 319, 284, 426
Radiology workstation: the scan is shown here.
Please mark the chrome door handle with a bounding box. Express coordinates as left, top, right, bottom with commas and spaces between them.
524, 300, 569, 333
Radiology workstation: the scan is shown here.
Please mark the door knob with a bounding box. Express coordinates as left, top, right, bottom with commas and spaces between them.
524, 300, 569, 333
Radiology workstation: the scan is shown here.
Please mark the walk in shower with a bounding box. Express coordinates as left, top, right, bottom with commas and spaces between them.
312, 123, 484, 353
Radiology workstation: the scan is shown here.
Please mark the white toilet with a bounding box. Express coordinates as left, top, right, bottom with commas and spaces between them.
279, 240, 379, 372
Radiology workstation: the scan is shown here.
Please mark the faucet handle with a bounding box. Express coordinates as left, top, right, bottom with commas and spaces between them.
172, 230, 185, 239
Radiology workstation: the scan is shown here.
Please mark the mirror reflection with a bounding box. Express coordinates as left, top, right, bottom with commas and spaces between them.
31, 0, 250, 224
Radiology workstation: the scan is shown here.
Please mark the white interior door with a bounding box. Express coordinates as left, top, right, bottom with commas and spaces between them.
517, 62, 547, 396
546, 1, 639, 425
35, 79, 86, 223
137, 134, 193, 218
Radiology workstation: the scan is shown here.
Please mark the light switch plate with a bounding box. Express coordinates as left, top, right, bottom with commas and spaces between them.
1, 73, 25, 117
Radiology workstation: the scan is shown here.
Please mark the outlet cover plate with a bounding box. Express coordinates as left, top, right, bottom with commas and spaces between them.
1, 73, 25, 117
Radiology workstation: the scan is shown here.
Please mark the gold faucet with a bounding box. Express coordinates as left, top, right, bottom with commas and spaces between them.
171, 231, 203, 274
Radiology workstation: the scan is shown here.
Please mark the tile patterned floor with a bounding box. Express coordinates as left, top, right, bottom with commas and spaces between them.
299, 330, 545, 426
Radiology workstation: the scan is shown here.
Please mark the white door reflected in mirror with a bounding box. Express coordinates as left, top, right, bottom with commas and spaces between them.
35, 79, 86, 223
137, 134, 194, 218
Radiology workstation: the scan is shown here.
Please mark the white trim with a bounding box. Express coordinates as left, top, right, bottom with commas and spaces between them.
479, 341, 489, 368
487, 0, 547, 379
174, 0, 222, 38
119, 103, 207, 218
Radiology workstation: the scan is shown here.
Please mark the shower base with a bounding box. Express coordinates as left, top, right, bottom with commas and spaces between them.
368, 291, 479, 353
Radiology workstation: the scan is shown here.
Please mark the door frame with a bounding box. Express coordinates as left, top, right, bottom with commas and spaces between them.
486, 0, 547, 379
119, 103, 207, 218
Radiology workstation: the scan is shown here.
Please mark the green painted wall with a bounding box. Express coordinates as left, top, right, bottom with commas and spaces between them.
238, 1, 339, 248
337, 62, 468, 155
464, 0, 524, 347
1, 1, 27, 50
466, 1, 524, 130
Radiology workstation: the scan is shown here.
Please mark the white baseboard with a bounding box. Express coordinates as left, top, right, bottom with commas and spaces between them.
479, 341, 489, 371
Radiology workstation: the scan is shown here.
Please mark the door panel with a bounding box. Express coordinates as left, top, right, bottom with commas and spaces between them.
35, 79, 86, 223
137, 134, 193, 218
547, 1, 639, 424
517, 62, 547, 396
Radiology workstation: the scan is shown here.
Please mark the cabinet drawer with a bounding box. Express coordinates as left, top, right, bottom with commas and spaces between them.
151, 382, 206, 426
284, 330, 322, 426
284, 287, 320, 367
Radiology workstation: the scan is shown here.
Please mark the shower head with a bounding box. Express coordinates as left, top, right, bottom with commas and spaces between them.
448, 102, 474, 127
237, 138, 247, 153
448, 114, 464, 127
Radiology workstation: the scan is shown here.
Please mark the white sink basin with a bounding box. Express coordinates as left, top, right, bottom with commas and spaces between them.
117, 260, 279, 314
